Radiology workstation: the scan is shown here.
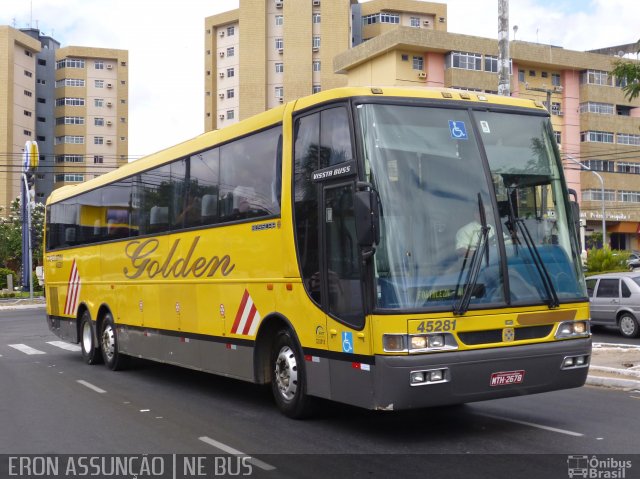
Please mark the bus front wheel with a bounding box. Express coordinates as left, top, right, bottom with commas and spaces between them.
270, 329, 313, 419
100, 313, 128, 371
80, 310, 101, 365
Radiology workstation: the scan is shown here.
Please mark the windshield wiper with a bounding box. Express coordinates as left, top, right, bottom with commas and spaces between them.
505, 186, 560, 309
453, 194, 490, 316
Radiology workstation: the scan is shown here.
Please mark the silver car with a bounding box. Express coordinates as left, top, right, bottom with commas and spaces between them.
586, 272, 640, 338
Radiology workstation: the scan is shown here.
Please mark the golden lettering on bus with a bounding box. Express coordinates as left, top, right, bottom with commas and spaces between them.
123, 236, 235, 280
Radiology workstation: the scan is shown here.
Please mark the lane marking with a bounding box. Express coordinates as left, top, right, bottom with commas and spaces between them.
9, 344, 46, 355
47, 341, 81, 352
76, 380, 106, 394
198, 436, 275, 471
478, 413, 584, 437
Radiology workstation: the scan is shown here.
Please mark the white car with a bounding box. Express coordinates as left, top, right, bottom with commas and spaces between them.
586, 272, 640, 338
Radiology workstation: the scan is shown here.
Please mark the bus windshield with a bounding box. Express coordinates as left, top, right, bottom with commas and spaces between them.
357, 103, 586, 312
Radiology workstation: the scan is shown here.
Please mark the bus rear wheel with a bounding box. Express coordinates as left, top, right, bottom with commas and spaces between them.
100, 313, 128, 370
270, 329, 314, 419
80, 310, 101, 365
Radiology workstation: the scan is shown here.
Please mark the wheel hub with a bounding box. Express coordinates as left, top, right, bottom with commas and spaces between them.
102, 325, 115, 362
274, 346, 298, 400
82, 321, 93, 353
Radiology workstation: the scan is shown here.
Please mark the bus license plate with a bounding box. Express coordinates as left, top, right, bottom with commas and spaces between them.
490, 370, 525, 386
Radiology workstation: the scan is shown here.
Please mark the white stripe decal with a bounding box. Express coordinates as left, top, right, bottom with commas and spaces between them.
47, 341, 81, 352
9, 344, 46, 355
64, 260, 81, 316
198, 436, 275, 471
235, 298, 252, 334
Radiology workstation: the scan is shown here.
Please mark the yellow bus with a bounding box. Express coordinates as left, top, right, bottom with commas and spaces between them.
45, 87, 591, 417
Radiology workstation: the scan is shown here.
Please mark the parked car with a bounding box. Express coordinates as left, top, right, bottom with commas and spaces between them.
627, 252, 640, 271
586, 272, 640, 338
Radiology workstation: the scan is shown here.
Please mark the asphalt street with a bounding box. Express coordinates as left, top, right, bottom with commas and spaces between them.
1, 307, 639, 479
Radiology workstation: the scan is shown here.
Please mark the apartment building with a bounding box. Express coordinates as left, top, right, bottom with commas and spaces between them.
0, 26, 41, 215
52, 45, 129, 190
335, 27, 640, 249
0, 26, 128, 215
204, 0, 447, 131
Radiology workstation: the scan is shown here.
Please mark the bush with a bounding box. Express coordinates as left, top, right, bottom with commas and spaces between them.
586, 248, 629, 273
0, 267, 17, 290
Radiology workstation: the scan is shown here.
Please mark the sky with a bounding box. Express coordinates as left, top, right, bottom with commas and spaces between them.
2, 0, 639, 159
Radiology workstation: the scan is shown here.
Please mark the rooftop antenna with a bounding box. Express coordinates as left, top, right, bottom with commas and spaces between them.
513, 25, 518, 41
30, 0, 33, 28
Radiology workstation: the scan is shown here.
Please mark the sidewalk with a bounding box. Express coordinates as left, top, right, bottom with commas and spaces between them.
0, 298, 638, 390
587, 343, 640, 391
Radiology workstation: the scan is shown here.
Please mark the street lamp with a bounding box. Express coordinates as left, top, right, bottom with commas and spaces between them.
565, 156, 607, 248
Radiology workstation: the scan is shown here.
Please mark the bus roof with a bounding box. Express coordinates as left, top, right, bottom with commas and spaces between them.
46, 86, 546, 205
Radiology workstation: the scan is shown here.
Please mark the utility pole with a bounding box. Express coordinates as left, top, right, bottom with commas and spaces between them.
525, 84, 564, 114
498, 0, 510, 96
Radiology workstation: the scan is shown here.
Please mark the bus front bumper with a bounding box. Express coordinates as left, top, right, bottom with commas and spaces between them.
370, 338, 592, 411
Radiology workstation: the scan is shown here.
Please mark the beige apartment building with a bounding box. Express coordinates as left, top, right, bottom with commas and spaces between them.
204, 0, 447, 131
334, 27, 640, 249
53, 46, 129, 188
204, 1, 640, 249
0, 26, 41, 215
0, 26, 129, 214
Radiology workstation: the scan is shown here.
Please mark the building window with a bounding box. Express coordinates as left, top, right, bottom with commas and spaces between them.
94, 156, 104, 164
312, 85, 321, 94
38, 59, 46, 66
55, 174, 84, 183
226, 89, 234, 99
410, 17, 420, 27
580, 131, 614, 143
56, 78, 85, 87
275, 63, 283, 73
312, 13, 321, 24
226, 47, 235, 57
95, 60, 104, 70
94, 137, 104, 145
227, 26, 235, 36
618, 191, 640, 203
362, 14, 378, 25
380, 13, 400, 24
313, 36, 320, 49
227, 67, 235, 78
581, 70, 612, 86
56, 97, 85, 106
275, 15, 283, 26
275, 38, 283, 50
24, 129, 32, 136
518, 69, 525, 82
401, 54, 409, 62
580, 102, 614, 115
95, 98, 104, 107
582, 159, 615, 172
24, 110, 32, 117
583, 189, 616, 202
226, 110, 235, 120
95, 79, 104, 88
313, 61, 321, 72
55, 136, 84, 145
24, 70, 33, 78
56, 155, 84, 163
551, 102, 561, 115
552, 73, 561, 86
95, 118, 105, 126
56, 58, 85, 69
541, 71, 548, 78
529, 70, 536, 77
56, 116, 85, 125
447, 52, 482, 71
484, 56, 498, 73
553, 131, 561, 144
275, 86, 284, 98
412, 56, 424, 70
617, 133, 640, 146
24, 90, 33, 97
617, 162, 640, 174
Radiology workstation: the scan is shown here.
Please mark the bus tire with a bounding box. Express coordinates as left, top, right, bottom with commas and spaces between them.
270, 329, 314, 419
80, 310, 101, 365
100, 313, 128, 370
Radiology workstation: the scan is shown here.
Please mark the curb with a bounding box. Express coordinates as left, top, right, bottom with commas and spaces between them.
586, 375, 640, 391
0, 302, 46, 310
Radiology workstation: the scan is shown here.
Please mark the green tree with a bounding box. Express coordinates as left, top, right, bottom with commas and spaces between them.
611, 40, 640, 101
0, 198, 45, 279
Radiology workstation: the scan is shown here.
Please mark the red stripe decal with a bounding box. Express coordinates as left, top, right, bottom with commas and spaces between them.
230, 290, 250, 334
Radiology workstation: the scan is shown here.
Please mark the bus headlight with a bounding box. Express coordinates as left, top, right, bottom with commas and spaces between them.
409, 333, 457, 353
555, 321, 590, 339
383, 334, 406, 352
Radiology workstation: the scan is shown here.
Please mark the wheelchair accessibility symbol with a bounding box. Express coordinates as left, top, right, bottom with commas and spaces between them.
342, 332, 353, 353
448, 120, 468, 140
